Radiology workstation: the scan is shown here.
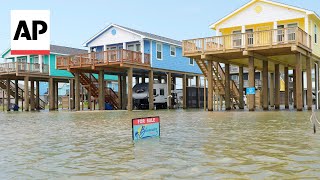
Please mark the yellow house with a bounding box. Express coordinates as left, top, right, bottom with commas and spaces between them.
183, 0, 320, 111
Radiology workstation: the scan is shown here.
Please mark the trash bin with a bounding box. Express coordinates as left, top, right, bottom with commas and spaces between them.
105, 103, 113, 110
9, 104, 19, 111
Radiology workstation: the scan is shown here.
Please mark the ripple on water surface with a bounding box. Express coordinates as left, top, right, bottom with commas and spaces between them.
0, 110, 320, 179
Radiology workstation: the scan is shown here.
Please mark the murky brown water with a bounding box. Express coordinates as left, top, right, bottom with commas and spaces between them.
0, 109, 320, 179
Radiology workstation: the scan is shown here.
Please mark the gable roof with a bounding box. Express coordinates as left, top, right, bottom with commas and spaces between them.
83, 23, 182, 47
210, 0, 320, 29
1, 44, 87, 58
50, 44, 87, 55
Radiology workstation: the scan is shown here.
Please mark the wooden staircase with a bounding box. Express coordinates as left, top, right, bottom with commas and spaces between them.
196, 60, 240, 109
0, 80, 46, 109
78, 73, 119, 110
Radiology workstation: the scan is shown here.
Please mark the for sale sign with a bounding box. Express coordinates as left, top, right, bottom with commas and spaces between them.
132, 116, 160, 140
11, 10, 50, 55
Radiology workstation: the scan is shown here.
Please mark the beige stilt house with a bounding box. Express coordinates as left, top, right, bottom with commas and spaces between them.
183, 0, 320, 111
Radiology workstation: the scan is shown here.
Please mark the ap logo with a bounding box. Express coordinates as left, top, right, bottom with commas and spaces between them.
11, 10, 50, 55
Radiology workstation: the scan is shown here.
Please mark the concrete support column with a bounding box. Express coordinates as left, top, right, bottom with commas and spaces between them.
14, 79, 19, 105
74, 73, 80, 111
239, 66, 244, 109
30, 80, 35, 111
248, 57, 255, 111
262, 61, 269, 110
36, 81, 40, 110
6, 79, 10, 111
270, 73, 275, 107
306, 56, 313, 110
293, 69, 296, 108
167, 72, 172, 109
98, 70, 105, 110
148, 70, 154, 110
284, 67, 289, 109
225, 63, 231, 110
207, 61, 213, 111
183, 74, 187, 109
24, 76, 29, 111
127, 68, 133, 111
295, 53, 303, 111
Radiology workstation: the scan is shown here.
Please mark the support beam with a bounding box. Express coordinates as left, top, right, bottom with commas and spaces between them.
49, 78, 54, 110
239, 66, 244, 109
183, 74, 187, 109
14, 79, 19, 106
117, 75, 122, 109
207, 61, 213, 111
6, 79, 10, 111
24, 76, 29, 111
30, 80, 35, 111
142, 75, 146, 83
196, 76, 200, 108
74, 73, 80, 111
248, 57, 255, 111
296, 53, 303, 111
225, 63, 231, 110
270, 73, 275, 107
262, 61, 269, 110
167, 72, 172, 109
98, 70, 105, 110
135, 77, 139, 84
306, 56, 313, 110
284, 66, 289, 109
121, 75, 127, 110
275, 64, 280, 109
127, 68, 133, 111
69, 79, 75, 110
148, 70, 154, 110
55, 81, 58, 110
293, 69, 296, 108
204, 77, 207, 110
36, 81, 40, 110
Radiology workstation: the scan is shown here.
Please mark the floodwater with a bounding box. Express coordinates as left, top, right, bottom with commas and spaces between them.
0, 109, 320, 179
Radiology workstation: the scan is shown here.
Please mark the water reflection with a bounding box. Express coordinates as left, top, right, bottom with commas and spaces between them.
0, 110, 319, 179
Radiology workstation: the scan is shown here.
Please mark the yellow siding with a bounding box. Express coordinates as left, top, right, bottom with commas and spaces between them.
277, 18, 305, 30
310, 15, 320, 58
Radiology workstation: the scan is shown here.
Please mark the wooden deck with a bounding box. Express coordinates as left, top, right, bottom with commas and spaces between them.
0, 62, 49, 77
183, 27, 312, 60
56, 49, 151, 72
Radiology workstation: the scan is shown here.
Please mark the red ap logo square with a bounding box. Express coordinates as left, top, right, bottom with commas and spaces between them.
11, 10, 50, 55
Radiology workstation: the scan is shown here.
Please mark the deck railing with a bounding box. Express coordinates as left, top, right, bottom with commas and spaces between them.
0, 62, 49, 75
183, 27, 311, 54
56, 49, 150, 69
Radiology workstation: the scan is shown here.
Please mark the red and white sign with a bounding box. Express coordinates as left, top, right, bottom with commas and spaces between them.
132, 116, 160, 126
11, 10, 50, 55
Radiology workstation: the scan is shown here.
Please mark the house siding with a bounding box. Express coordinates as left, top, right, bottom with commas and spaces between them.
49, 54, 73, 77
150, 41, 201, 74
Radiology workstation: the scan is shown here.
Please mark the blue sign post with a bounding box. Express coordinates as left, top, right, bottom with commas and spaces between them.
246, 87, 256, 95
132, 116, 160, 141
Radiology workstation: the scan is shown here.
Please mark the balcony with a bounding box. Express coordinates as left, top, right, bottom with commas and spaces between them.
57, 49, 150, 70
183, 27, 311, 57
0, 62, 49, 76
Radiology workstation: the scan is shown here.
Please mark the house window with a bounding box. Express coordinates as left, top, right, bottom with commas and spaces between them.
17, 57, 27, 63
170, 46, 176, 57
33, 56, 39, 64
160, 89, 164, 96
189, 58, 194, 65
156, 43, 162, 60
315, 24, 318, 44
153, 89, 156, 96
232, 30, 242, 47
